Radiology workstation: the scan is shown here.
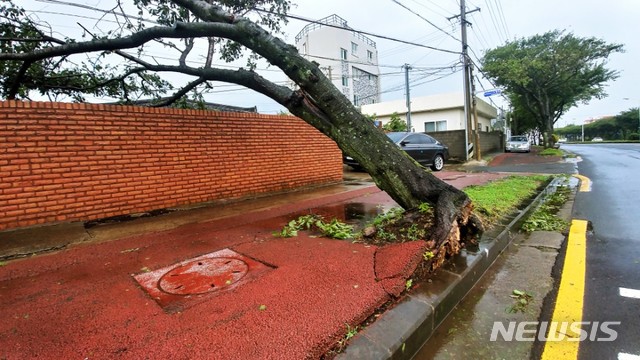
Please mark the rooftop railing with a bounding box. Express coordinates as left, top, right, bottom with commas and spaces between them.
294, 14, 376, 48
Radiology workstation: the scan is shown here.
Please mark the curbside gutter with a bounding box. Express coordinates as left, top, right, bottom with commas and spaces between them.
339, 177, 566, 359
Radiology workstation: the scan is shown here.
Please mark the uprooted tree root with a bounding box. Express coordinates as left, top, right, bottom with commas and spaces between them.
359, 198, 483, 276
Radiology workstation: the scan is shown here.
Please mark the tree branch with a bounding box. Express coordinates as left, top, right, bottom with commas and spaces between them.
7, 61, 33, 99
147, 64, 294, 105
150, 77, 206, 107
0, 22, 237, 62
179, 38, 195, 67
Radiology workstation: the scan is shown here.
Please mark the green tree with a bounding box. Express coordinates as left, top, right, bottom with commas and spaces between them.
382, 112, 407, 132
482, 30, 623, 147
0, 0, 481, 247
615, 108, 640, 140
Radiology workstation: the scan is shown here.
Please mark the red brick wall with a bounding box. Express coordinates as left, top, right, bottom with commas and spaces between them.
0, 101, 343, 231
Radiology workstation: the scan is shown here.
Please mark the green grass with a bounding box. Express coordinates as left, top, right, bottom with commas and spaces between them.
464, 175, 550, 225
538, 148, 563, 156
521, 185, 570, 233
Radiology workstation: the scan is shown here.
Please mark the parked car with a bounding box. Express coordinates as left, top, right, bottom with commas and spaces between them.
343, 132, 449, 171
505, 135, 531, 153
591, 137, 603, 142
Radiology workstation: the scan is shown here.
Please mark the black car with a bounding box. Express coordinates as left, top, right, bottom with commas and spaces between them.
343, 132, 449, 171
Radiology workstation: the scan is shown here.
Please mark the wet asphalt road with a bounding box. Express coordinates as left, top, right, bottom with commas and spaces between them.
563, 143, 640, 360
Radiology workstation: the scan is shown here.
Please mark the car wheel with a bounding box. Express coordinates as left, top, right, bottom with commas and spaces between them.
430, 154, 444, 171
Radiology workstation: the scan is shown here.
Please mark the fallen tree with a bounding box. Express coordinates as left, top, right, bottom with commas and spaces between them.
0, 0, 482, 255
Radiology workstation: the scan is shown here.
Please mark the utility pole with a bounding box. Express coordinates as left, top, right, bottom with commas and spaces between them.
451, 1, 480, 160
461, 0, 472, 160
470, 64, 481, 160
403, 63, 412, 131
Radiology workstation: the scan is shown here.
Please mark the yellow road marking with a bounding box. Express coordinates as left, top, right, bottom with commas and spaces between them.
541, 219, 588, 360
573, 175, 591, 192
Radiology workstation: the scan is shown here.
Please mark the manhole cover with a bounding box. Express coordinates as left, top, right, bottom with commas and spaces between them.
134, 248, 273, 312
159, 258, 248, 295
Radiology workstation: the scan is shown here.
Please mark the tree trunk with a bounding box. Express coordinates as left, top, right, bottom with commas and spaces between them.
184, 1, 485, 248
237, 24, 480, 246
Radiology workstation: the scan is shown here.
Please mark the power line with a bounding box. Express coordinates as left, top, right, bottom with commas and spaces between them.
258, 10, 462, 55
406, 0, 451, 18
492, 0, 510, 40
300, 54, 402, 69
483, 0, 507, 43
378, 30, 452, 59
468, 13, 491, 50
34, 0, 159, 25
359, 67, 461, 102
424, 0, 458, 15
390, 0, 461, 43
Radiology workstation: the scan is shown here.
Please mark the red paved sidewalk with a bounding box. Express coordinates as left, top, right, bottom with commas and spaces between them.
0, 171, 508, 359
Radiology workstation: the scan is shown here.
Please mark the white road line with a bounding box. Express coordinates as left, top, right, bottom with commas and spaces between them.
618, 353, 640, 360
619, 287, 640, 299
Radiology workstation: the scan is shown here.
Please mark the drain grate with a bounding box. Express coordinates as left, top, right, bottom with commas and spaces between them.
134, 248, 273, 312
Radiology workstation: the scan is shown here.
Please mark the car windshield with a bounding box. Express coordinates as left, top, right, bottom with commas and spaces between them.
509, 136, 527, 142
387, 132, 407, 143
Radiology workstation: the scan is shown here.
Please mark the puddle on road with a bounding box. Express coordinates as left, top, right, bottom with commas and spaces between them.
314, 202, 390, 226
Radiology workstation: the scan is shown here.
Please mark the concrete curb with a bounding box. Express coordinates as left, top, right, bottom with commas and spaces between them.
339, 177, 565, 359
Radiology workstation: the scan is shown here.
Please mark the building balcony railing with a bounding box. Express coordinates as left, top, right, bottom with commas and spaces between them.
294, 14, 376, 48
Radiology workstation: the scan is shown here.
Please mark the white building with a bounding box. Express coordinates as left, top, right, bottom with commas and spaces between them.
361, 93, 498, 133
294, 14, 380, 106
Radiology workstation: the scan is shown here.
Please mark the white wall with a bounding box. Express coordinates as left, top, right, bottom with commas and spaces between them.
361, 93, 498, 132
295, 20, 380, 104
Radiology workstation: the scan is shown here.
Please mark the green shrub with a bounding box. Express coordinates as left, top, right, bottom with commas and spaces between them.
539, 148, 563, 157
628, 133, 639, 141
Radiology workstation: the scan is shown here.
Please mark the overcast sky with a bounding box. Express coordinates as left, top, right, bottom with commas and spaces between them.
21, 0, 640, 127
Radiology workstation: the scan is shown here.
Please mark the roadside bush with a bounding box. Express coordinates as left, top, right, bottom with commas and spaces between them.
628, 133, 640, 141
539, 148, 563, 157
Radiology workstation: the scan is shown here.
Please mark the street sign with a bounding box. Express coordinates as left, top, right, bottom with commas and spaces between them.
483, 89, 502, 97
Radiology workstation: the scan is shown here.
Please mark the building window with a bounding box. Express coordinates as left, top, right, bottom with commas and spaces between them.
302, 42, 307, 54
351, 42, 358, 55
367, 50, 373, 62
354, 94, 360, 106
340, 48, 347, 60
425, 120, 447, 132
342, 76, 349, 86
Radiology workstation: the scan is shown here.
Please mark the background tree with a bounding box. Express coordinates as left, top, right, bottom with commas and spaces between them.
0, 0, 482, 251
382, 112, 408, 132
482, 30, 623, 148
555, 107, 640, 141
508, 95, 538, 135
615, 108, 640, 140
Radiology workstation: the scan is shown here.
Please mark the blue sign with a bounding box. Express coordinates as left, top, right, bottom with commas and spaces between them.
483, 89, 502, 97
